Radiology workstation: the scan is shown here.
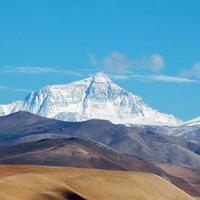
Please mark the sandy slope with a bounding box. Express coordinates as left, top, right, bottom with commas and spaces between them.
157, 164, 200, 194
0, 165, 195, 200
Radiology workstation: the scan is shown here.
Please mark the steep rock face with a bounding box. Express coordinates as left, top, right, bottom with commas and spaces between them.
0, 72, 180, 126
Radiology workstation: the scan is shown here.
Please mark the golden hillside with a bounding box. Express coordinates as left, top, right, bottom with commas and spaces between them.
0, 165, 194, 200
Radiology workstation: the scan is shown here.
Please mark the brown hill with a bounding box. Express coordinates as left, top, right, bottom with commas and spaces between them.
157, 164, 200, 194
0, 165, 195, 200
1, 111, 200, 174
0, 137, 199, 197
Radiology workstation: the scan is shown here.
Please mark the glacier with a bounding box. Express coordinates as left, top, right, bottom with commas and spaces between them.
0, 72, 181, 126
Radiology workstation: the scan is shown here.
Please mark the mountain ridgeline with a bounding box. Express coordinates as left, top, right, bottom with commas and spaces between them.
0, 73, 200, 198
0, 111, 200, 168
0, 111, 200, 197
0, 72, 181, 126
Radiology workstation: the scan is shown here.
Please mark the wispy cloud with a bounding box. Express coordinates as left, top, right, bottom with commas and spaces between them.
12, 88, 32, 92
90, 52, 165, 73
1, 66, 82, 76
142, 54, 165, 72
180, 62, 200, 79
103, 72, 198, 83
109, 74, 130, 80
0, 85, 31, 92
97, 52, 132, 72
0, 85, 8, 90
148, 75, 199, 83
130, 74, 200, 83
108, 72, 198, 83
90, 52, 199, 84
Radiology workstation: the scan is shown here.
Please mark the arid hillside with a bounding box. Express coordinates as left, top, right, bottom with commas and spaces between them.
0, 165, 195, 200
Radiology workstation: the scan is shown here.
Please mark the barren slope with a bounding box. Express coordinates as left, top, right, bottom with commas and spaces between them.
157, 164, 200, 193
0, 165, 194, 200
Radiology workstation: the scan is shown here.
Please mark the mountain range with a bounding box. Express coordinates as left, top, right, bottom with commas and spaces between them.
1, 111, 200, 169
0, 111, 200, 198
0, 72, 184, 126
0, 73, 200, 199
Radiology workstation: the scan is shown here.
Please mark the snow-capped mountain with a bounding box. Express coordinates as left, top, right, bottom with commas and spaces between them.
159, 119, 200, 144
0, 72, 181, 126
183, 117, 200, 126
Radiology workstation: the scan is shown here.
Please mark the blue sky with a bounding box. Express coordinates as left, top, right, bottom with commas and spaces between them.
0, 0, 200, 120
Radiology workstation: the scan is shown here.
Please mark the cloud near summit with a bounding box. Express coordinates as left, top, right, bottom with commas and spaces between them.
90, 52, 165, 73
90, 52, 200, 84
180, 62, 200, 79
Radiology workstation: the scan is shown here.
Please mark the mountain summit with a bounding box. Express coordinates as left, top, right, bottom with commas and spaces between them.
0, 72, 180, 126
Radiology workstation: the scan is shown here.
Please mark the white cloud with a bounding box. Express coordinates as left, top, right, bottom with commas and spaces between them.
89, 54, 99, 69
0, 85, 32, 92
109, 74, 129, 80
90, 52, 165, 73
130, 74, 199, 83
180, 62, 200, 79
146, 54, 165, 72
101, 52, 133, 72
15, 67, 56, 73
0, 85, 8, 90
12, 88, 32, 92
1, 66, 82, 76
89, 52, 197, 83
148, 75, 199, 83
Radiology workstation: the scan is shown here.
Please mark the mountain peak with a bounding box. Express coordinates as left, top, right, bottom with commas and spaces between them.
0, 72, 181, 126
92, 72, 111, 83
